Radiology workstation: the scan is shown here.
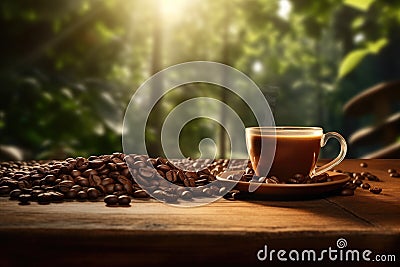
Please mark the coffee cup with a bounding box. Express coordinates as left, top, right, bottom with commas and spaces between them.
245, 127, 347, 182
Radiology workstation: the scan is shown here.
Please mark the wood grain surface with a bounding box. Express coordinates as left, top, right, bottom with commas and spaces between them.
1, 159, 399, 267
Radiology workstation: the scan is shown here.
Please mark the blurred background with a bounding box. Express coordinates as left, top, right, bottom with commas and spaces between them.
0, 0, 399, 160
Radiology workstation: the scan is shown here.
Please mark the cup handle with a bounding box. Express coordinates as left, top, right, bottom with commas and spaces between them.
312, 132, 347, 177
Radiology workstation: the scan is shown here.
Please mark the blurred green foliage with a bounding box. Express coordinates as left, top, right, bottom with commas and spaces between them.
0, 0, 399, 160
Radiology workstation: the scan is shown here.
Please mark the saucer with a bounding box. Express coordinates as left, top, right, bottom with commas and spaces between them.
216, 171, 351, 200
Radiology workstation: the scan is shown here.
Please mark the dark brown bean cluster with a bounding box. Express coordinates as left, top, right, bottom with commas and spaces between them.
335, 169, 382, 196
0, 153, 237, 206
124, 155, 242, 202
0, 153, 144, 206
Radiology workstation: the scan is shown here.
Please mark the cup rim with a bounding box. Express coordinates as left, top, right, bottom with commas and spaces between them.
245, 126, 323, 136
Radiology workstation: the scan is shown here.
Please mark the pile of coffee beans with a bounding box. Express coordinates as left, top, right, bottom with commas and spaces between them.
0, 154, 389, 205
0, 153, 142, 206
0, 153, 246, 206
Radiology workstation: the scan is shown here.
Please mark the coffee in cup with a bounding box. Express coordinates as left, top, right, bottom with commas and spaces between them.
245, 127, 347, 182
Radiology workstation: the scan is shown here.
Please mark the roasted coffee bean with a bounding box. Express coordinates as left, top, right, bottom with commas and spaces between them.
65, 189, 78, 199
60, 174, 74, 182
366, 173, 380, 181
32, 189, 45, 198
180, 190, 193, 200
114, 183, 125, 192
44, 175, 56, 184
133, 189, 149, 198
360, 162, 368, 168
361, 183, 371, 190
117, 175, 133, 194
343, 182, 358, 190
71, 184, 82, 192
58, 180, 74, 193
157, 164, 171, 172
76, 177, 89, 187
82, 169, 97, 178
177, 170, 186, 182
0, 185, 11, 195
49, 191, 64, 202
185, 171, 198, 179
166, 170, 177, 182
353, 179, 363, 187
370, 187, 382, 194
195, 178, 208, 185
387, 168, 397, 174
232, 191, 245, 200
147, 158, 158, 167
77, 190, 88, 200
389, 172, 400, 178
163, 192, 178, 203
21, 188, 33, 194
104, 184, 115, 194
37, 193, 52, 204
265, 177, 278, 184
87, 188, 100, 200
313, 173, 329, 183
101, 178, 114, 186
95, 184, 106, 194
89, 159, 104, 169
104, 194, 118, 206
70, 169, 81, 177
9, 189, 22, 199
152, 190, 166, 199
287, 178, 299, 184
340, 188, 354, 196
139, 167, 155, 179
18, 194, 31, 205
118, 195, 131, 205
88, 175, 101, 187
133, 160, 147, 169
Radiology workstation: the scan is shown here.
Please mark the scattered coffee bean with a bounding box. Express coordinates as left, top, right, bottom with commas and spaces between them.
361, 183, 371, 190
389, 172, 400, 178
387, 169, 397, 174
132, 189, 149, 198
353, 179, 363, 187
369, 187, 382, 194
340, 188, 354, 196
118, 195, 131, 206
360, 162, 368, 168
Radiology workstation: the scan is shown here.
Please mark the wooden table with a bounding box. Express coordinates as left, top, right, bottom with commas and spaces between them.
1, 159, 399, 267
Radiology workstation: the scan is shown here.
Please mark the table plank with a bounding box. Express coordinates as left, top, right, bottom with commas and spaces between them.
0, 159, 399, 267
